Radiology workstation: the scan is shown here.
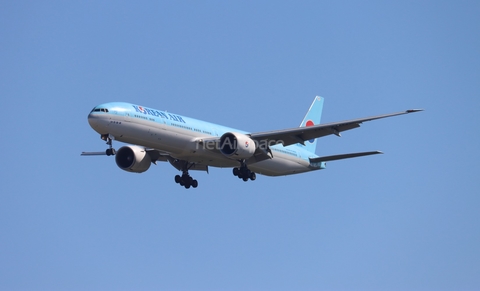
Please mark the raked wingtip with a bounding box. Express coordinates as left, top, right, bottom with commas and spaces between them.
406, 109, 424, 113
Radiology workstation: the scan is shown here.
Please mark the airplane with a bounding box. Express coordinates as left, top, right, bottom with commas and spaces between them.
82, 96, 422, 189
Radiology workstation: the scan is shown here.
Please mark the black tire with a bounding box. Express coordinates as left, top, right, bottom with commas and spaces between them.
192, 180, 198, 188
250, 172, 256, 181
175, 175, 181, 184
233, 168, 239, 176
243, 177, 248, 182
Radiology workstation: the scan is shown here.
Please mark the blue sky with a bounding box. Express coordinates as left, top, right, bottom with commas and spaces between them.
1, 1, 479, 290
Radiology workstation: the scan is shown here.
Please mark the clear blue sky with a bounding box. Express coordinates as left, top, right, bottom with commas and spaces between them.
1, 1, 479, 290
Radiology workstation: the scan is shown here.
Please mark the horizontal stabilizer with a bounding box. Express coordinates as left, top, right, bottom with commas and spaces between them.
310, 151, 383, 163
81, 151, 107, 156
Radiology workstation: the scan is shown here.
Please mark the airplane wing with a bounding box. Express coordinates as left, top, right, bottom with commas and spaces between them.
144, 149, 209, 171
82, 148, 209, 172
249, 109, 423, 147
81, 149, 171, 162
145, 149, 171, 162
310, 150, 383, 163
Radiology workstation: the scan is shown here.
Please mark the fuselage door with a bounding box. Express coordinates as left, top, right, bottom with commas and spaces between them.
124, 112, 132, 122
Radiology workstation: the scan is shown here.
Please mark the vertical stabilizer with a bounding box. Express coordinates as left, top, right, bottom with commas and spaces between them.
298, 96, 324, 153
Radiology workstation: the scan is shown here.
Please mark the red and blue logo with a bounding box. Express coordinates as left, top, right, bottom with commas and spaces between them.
305, 120, 315, 143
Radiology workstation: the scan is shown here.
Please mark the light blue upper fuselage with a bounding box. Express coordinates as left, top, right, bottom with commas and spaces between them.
88, 102, 325, 175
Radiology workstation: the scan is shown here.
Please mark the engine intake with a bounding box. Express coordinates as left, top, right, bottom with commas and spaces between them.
115, 145, 152, 173
219, 132, 256, 159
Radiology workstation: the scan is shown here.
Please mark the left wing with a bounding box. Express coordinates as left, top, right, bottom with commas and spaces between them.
82, 148, 209, 172
249, 109, 423, 147
81, 149, 171, 161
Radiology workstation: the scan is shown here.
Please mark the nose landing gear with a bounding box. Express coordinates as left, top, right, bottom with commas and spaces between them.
101, 134, 116, 156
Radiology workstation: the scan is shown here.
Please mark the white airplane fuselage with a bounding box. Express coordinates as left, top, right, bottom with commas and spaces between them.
84, 98, 421, 188
87, 102, 322, 177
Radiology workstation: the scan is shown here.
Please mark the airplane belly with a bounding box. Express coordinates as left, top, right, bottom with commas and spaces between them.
249, 155, 311, 176
169, 147, 240, 168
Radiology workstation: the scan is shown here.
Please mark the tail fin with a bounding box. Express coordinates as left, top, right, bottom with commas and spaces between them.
298, 96, 324, 153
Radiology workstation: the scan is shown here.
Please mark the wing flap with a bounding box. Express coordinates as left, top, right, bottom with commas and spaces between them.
146, 149, 170, 162
167, 157, 209, 172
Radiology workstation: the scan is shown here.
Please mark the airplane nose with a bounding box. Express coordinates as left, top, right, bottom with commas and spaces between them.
88, 112, 109, 134
88, 113, 104, 132
87, 113, 97, 128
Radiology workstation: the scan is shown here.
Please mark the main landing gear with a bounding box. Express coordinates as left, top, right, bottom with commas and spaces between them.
102, 134, 116, 156
233, 161, 256, 182
175, 172, 198, 189
174, 162, 198, 189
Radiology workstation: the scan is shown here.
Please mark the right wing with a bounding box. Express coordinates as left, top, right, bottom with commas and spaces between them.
310, 151, 383, 163
249, 109, 423, 147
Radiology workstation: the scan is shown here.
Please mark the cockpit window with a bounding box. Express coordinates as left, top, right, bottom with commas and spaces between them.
90, 108, 109, 113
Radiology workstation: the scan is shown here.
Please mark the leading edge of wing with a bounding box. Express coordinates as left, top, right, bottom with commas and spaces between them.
250, 109, 423, 147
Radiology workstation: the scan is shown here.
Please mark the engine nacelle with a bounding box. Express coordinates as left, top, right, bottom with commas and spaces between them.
219, 132, 256, 159
115, 145, 152, 173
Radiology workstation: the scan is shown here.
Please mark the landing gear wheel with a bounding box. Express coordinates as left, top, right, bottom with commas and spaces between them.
232, 162, 256, 182
183, 176, 193, 189
174, 171, 198, 189
175, 175, 181, 184
106, 148, 116, 156
173, 161, 201, 189
103, 135, 116, 156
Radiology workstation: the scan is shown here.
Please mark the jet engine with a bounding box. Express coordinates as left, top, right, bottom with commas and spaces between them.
115, 145, 152, 173
219, 132, 256, 159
